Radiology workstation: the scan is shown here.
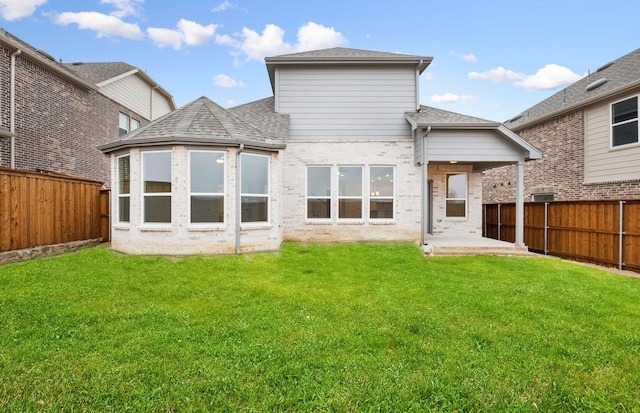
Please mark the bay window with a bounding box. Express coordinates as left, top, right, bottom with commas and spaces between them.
143, 151, 172, 223
190, 151, 224, 224
117, 155, 130, 223
241, 153, 269, 223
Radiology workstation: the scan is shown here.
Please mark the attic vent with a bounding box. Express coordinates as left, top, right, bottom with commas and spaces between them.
596, 61, 614, 72
36, 49, 55, 61
508, 114, 523, 123
586, 78, 608, 92
71, 61, 84, 65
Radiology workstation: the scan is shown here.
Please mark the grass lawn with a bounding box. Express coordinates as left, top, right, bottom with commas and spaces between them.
1, 243, 640, 412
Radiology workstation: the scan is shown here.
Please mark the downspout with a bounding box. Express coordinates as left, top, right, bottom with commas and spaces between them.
10, 49, 21, 169
235, 143, 245, 254
421, 126, 431, 246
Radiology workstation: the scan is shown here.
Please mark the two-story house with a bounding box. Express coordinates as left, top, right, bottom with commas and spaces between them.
484, 48, 640, 203
99, 47, 542, 255
0, 28, 175, 186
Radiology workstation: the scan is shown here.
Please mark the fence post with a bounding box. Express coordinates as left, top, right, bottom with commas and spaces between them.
544, 202, 549, 255
619, 201, 625, 270
497, 204, 501, 241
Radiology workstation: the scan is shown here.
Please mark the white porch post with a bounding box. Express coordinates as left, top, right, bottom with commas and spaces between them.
515, 159, 525, 247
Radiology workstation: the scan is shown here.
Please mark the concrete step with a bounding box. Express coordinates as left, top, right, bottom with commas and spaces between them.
428, 245, 536, 257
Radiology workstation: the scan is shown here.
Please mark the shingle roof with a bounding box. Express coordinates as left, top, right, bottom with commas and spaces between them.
506, 48, 640, 130
99, 96, 286, 153
63, 62, 137, 84
406, 105, 496, 126
228, 97, 289, 141
269, 47, 429, 60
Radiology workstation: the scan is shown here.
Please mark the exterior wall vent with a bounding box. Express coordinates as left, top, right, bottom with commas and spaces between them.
596, 61, 614, 73
585, 78, 608, 92
508, 114, 523, 123
36, 49, 55, 61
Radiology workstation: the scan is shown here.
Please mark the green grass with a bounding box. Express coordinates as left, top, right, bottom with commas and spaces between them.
1, 243, 640, 412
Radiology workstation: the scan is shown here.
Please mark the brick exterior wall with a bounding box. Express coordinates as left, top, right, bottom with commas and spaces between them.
0, 46, 148, 187
483, 109, 640, 203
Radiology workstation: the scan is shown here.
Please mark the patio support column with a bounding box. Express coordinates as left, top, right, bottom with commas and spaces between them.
515, 159, 525, 247
422, 159, 429, 245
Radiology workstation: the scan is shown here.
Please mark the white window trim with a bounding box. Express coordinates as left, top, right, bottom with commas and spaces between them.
119, 112, 140, 136
188, 150, 225, 228
306, 165, 333, 222
445, 172, 468, 220
240, 153, 270, 226
337, 165, 364, 222
369, 165, 395, 222
141, 150, 172, 228
610, 94, 639, 149
116, 153, 130, 226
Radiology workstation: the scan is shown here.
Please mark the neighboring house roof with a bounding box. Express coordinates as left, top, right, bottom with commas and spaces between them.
228, 97, 289, 141
506, 48, 640, 130
406, 105, 543, 161
264, 47, 433, 91
64, 61, 176, 110
99, 96, 286, 153
0, 28, 97, 91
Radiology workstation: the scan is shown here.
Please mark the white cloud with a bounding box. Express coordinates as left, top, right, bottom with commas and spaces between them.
469, 64, 583, 91
147, 18, 217, 50
468, 66, 525, 84
461, 53, 477, 63
214, 74, 246, 88
0, 0, 47, 21
515, 64, 584, 90
431, 93, 478, 103
212, 1, 234, 12
422, 72, 433, 81
221, 22, 347, 62
100, 0, 142, 18
53, 11, 143, 39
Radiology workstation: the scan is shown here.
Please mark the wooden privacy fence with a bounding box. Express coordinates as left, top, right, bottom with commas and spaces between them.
484, 200, 640, 272
0, 168, 109, 252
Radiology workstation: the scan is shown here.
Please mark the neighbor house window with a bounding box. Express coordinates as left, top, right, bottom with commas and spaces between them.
446, 173, 467, 218
190, 151, 224, 224
142, 151, 172, 224
532, 193, 554, 202
117, 155, 130, 223
611, 96, 638, 147
241, 153, 269, 223
338, 166, 363, 219
119, 112, 140, 136
369, 166, 394, 219
306, 166, 332, 219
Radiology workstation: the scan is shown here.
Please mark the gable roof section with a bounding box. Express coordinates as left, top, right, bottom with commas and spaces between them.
228, 97, 289, 141
506, 48, 640, 130
265, 47, 433, 91
406, 105, 543, 161
99, 96, 285, 153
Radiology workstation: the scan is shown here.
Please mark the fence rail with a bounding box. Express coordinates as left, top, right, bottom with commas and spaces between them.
484, 200, 640, 272
0, 168, 106, 252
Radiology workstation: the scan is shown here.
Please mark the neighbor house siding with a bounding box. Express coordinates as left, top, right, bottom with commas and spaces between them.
151, 87, 172, 120
276, 65, 416, 140
585, 96, 640, 183
100, 74, 152, 121
426, 130, 523, 163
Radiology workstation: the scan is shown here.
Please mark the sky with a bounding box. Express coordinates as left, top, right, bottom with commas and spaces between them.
1, 0, 638, 122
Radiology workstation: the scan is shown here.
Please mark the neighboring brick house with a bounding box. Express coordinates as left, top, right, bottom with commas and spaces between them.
0, 28, 174, 186
484, 48, 640, 203
99, 48, 541, 255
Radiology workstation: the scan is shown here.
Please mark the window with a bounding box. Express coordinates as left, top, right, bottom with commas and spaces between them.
241, 153, 269, 223
532, 193, 554, 202
612, 96, 639, 147
307, 166, 331, 219
119, 112, 140, 136
369, 166, 394, 219
190, 151, 224, 224
117, 155, 130, 223
338, 166, 363, 219
446, 173, 467, 218
142, 151, 172, 223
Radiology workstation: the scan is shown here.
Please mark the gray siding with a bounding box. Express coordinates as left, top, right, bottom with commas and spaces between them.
100, 74, 173, 121
276, 65, 416, 140
425, 130, 523, 162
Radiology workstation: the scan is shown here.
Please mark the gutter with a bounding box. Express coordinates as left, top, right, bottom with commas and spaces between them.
10, 49, 21, 169
236, 143, 245, 254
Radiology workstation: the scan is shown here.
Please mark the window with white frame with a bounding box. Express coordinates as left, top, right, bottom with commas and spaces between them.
119, 112, 140, 136
611, 96, 639, 147
338, 166, 363, 219
306, 166, 332, 219
142, 151, 172, 224
117, 154, 130, 223
446, 172, 467, 218
241, 153, 269, 223
190, 151, 224, 224
369, 166, 394, 219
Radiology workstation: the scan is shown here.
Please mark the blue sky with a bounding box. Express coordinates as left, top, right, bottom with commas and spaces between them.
1, 0, 638, 122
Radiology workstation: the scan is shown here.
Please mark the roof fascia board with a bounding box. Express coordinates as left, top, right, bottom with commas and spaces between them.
99, 137, 286, 153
